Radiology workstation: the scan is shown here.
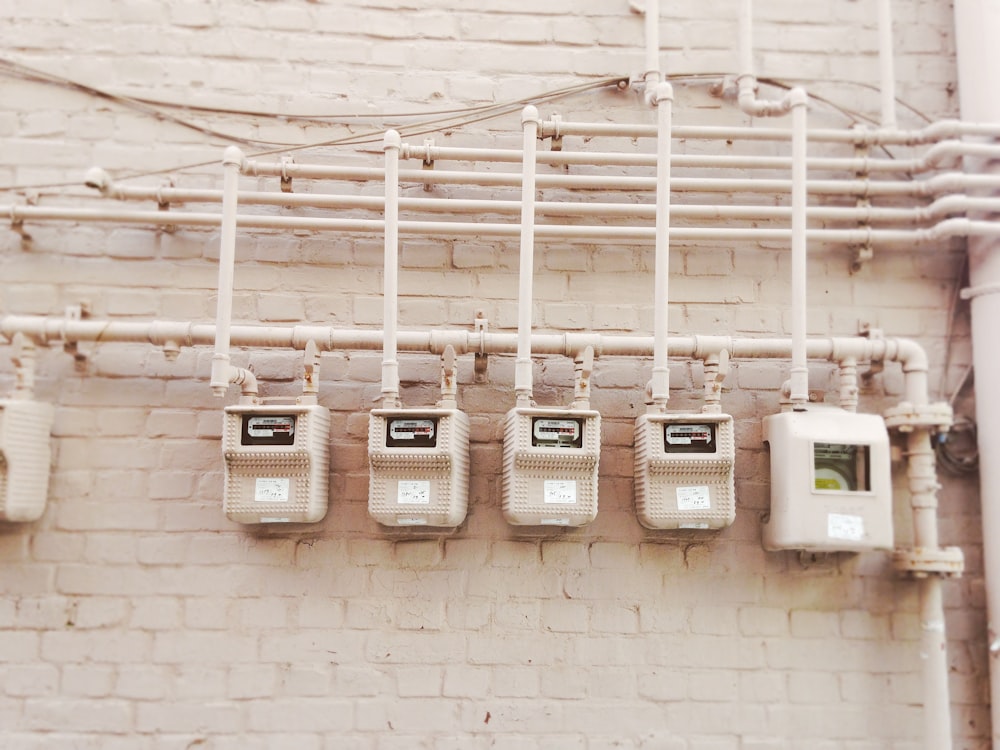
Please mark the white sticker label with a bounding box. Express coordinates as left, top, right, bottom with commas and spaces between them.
260, 517, 291, 523
254, 477, 290, 502
398, 480, 431, 505
828, 513, 864, 541
540, 518, 570, 526
679, 522, 710, 529
543, 480, 577, 504
396, 517, 428, 526
676, 485, 711, 511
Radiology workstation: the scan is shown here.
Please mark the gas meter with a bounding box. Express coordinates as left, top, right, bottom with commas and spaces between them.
762, 407, 892, 552
368, 408, 470, 527
0, 399, 55, 522
223, 403, 331, 524
502, 407, 601, 526
634, 412, 736, 529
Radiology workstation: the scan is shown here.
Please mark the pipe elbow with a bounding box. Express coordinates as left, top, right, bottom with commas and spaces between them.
651, 81, 674, 105
786, 87, 808, 109
521, 105, 540, 127
83, 166, 112, 193
222, 146, 246, 170
892, 338, 929, 373
384, 129, 402, 151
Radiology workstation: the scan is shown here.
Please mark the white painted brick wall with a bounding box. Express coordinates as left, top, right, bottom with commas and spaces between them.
0, 0, 989, 747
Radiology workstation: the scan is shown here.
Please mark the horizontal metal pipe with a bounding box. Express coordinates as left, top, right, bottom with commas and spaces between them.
0, 314, 925, 369
236, 159, 1000, 196
398, 139, 1000, 174
399, 143, 919, 174
6, 205, 999, 243
537, 118, 1000, 145
91, 184, 1000, 226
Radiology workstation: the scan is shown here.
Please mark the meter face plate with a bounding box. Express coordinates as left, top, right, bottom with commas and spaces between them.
241, 414, 297, 446
386, 417, 438, 448
531, 417, 584, 448
813, 442, 870, 492
662, 423, 716, 454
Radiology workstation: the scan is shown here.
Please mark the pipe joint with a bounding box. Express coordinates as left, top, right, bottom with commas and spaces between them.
651, 81, 674, 105
222, 146, 246, 170
384, 129, 402, 151
521, 105, 541, 128
884, 401, 954, 434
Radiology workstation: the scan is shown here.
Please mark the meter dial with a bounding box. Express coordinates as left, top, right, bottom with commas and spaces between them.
662, 423, 716, 454
241, 414, 297, 446
386, 417, 438, 448
531, 417, 584, 448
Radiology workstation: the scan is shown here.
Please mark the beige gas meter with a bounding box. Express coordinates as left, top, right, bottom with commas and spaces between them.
0, 399, 55, 522
634, 412, 736, 529
223, 403, 331, 524
368, 408, 470, 526
502, 407, 601, 526
762, 407, 893, 552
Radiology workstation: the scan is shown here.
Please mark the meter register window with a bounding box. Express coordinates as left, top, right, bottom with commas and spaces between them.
662, 423, 717, 454
531, 417, 584, 448
386, 418, 438, 448
813, 442, 871, 492
241, 415, 297, 446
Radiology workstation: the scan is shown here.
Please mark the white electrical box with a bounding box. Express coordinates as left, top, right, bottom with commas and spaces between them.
762, 407, 893, 552
223, 403, 331, 524
368, 408, 470, 527
502, 407, 600, 526
634, 412, 736, 530
0, 399, 55, 522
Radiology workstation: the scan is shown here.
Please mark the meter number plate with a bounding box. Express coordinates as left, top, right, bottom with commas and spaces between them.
242, 414, 297, 446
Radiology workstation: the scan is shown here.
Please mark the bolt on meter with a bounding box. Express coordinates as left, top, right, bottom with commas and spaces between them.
0, 399, 55, 522
502, 407, 601, 526
368, 408, 470, 527
634, 412, 736, 530
762, 407, 892, 552
223, 403, 331, 524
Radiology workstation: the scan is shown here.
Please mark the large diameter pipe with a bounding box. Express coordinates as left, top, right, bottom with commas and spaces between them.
901, 355, 953, 750
953, 0, 1000, 743
381, 130, 402, 407
210, 146, 245, 397
789, 89, 810, 408
514, 106, 540, 406
650, 82, 673, 411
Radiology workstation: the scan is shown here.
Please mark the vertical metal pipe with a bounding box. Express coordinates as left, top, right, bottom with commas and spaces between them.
900, 357, 954, 749
952, 1, 1000, 742
650, 83, 674, 411
210, 146, 245, 397
788, 89, 810, 408
515, 106, 540, 406
877, 0, 898, 129
643, 0, 662, 97
382, 130, 402, 407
